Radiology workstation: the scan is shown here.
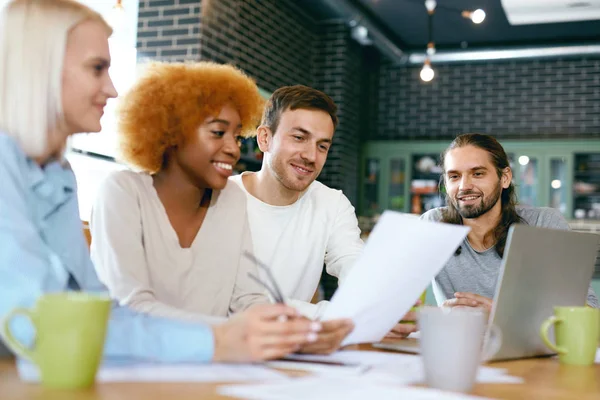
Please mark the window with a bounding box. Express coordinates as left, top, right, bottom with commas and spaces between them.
67, 0, 139, 220
69, 0, 139, 159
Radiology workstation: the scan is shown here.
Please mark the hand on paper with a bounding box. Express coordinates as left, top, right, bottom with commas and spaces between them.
298, 318, 354, 354
212, 304, 321, 362
384, 299, 421, 339
443, 292, 493, 313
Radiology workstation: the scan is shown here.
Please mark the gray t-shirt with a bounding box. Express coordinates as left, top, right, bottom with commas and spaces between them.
421, 206, 599, 308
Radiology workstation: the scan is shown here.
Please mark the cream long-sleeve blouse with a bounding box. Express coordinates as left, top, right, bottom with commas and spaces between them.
90, 170, 268, 324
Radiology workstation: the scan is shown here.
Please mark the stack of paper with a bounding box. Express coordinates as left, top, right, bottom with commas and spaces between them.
17, 358, 289, 383
220, 377, 494, 400
269, 351, 524, 385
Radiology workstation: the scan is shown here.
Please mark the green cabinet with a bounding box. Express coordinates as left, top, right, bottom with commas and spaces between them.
359, 140, 600, 220
573, 154, 600, 220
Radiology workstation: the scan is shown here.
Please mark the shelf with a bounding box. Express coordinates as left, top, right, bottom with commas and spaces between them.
574, 192, 600, 197
569, 220, 600, 232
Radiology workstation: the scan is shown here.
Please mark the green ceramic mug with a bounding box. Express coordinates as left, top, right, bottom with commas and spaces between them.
0, 292, 111, 389
539, 306, 599, 366
402, 291, 428, 324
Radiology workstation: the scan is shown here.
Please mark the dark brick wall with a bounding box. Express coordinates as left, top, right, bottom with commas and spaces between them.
199, 0, 317, 91
137, 0, 201, 62
374, 57, 600, 140
312, 22, 366, 206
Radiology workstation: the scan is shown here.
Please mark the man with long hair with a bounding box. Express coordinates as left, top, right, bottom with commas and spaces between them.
422, 133, 598, 310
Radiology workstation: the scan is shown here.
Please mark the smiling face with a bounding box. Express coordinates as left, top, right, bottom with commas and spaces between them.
173, 103, 242, 190
259, 108, 334, 193
443, 145, 511, 219
61, 20, 117, 136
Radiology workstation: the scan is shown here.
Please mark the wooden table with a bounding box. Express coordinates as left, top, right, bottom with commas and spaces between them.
1, 344, 599, 400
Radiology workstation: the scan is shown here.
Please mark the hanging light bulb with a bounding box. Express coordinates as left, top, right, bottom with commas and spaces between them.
421, 0, 436, 81
426, 42, 436, 56
420, 59, 435, 82
424, 0, 437, 13
518, 155, 530, 166
462, 9, 486, 24
471, 9, 486, 24
106, 0, 125, 29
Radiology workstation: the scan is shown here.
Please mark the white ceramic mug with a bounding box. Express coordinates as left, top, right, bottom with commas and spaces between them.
418, 307, 501, 393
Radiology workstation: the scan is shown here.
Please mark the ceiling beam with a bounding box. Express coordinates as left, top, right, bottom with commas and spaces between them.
321, 0, 600, 65
320, 0, 405, 62
407, 43, 600, 64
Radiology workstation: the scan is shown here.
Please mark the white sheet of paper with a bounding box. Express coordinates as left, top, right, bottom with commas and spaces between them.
281, 350, 419, 367
267, 361, 369, 376
271, 350, 523, 385
219, 377, 493, 400
596, 348, 600, 363
322, 211, 470, 345
17, 358, 289, 383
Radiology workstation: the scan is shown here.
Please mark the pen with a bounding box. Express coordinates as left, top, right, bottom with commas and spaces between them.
276, 357, 373, 374
281, 358, 360, 367
243, 251, 290, 322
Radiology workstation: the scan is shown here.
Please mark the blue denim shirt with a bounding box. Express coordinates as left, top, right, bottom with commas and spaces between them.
0, 133, 214, 362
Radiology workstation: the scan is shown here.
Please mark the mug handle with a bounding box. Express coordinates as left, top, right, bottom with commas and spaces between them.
1, 307, 37, 362
482, 324, 502, 361
540, 316, 567, 354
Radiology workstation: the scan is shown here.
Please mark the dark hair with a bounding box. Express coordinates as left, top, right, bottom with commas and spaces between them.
440, 133, 524, 257
261, 85, 338, 133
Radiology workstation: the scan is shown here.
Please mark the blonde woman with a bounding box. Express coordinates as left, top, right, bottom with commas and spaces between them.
0, 0, 320, 365
90, 62, 269, 323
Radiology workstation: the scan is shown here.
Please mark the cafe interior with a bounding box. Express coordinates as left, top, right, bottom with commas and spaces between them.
1, 0, 600, 399
68, 0, 600, 304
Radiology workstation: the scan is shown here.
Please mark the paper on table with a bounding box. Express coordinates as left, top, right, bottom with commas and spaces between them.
322, 211, 470, 345
271, 351, 523, 385
17, 358, 289, 383
596, 348, 600, 363
267, 361, 368, 376
219, 377, 493, 400
268, 350, 419, 376
281, 350, 419, 367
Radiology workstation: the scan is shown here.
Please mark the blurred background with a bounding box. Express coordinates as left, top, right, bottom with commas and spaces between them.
23, 0, 600, 299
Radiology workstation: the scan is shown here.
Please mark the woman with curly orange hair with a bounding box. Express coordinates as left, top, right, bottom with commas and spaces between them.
90, 62, 271, 323
0, 0, 320, 365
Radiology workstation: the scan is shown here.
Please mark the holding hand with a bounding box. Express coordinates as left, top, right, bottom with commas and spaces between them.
298, 318, 354, 354
212, 304, 321, 362
384, 299, 421, 339
443, 292, 493, 313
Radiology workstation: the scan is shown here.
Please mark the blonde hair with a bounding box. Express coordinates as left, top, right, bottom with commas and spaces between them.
0, 0, 111, 159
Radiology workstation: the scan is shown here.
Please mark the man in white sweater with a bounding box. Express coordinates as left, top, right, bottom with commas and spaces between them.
231, 85, 418, 351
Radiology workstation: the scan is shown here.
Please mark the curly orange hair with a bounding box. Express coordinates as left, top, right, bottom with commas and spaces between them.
117, 62, 265, 173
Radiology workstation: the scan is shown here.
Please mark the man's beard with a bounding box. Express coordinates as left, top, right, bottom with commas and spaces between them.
453, 181, 502, 219
268, 155, 315, 193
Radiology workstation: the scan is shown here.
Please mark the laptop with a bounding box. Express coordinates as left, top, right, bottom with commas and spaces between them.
374, 224, 599, 361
